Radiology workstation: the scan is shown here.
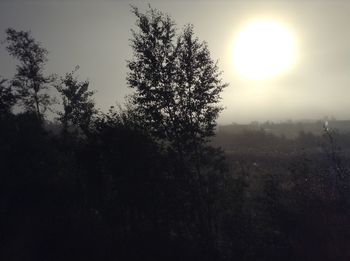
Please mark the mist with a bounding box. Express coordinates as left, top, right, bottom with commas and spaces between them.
2, 1, 350, 261
1, 0, 350, 123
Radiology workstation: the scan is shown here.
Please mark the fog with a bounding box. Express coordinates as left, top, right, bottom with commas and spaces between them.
3, 2, 350, 260
1, 0, 350, 123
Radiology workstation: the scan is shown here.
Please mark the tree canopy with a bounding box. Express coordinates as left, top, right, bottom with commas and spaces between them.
127, 6, 227, 153
4, 28, 54, 119
55, 66, 96, 135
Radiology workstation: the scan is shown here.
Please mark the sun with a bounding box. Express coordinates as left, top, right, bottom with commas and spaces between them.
232, 20, 296, 80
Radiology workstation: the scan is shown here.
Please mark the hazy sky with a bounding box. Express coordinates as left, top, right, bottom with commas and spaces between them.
1, 0, 350, 124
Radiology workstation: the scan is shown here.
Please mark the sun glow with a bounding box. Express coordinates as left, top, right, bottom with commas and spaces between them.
232, 20, 296, 80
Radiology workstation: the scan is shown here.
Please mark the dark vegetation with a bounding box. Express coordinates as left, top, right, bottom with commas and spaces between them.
1, 6, 350, 261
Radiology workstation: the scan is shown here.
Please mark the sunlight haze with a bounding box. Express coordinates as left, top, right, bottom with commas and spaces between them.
232, 20, 296, 80
1, 0, 350, 124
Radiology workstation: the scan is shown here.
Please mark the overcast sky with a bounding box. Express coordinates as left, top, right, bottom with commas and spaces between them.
1, 0, 350, 124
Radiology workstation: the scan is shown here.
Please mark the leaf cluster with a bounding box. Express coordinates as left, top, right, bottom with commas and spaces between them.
55, 66, 96, 134
0, 77, 16, 115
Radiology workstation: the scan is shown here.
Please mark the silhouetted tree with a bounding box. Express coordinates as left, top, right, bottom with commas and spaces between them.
56, 66, 96, 136
127, 6, 227, 152
4, 28, 54, 120
127, 6, 228, 258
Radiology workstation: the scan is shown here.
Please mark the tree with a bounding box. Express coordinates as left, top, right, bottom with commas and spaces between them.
56, 66, 96, 136
127, 6, 228, 255
4, 28, 54, 120
0, 77, 16, 116
127, 6, 227, 154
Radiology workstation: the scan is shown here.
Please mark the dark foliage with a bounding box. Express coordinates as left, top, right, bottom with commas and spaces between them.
4, 28, 54, 120
0, 77, 16, 115
55, 66, 96, 136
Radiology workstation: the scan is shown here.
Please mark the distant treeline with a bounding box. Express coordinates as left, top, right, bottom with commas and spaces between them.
214, 123, 350, 151
218, 119, 350, 138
